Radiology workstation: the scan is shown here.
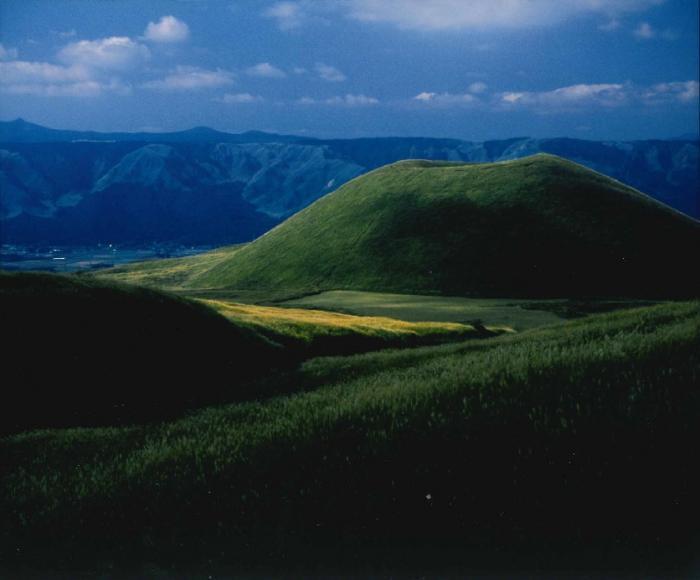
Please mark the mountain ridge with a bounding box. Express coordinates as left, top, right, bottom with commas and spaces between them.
1, 120, 698, 246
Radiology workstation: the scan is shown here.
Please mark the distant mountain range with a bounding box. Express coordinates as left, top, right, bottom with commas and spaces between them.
1, 119, 697, 245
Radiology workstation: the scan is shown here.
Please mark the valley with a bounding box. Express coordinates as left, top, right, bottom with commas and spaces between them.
0, 243, 212, 272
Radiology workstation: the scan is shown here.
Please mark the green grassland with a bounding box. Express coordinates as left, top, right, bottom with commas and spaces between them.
281, 290, 655, 330
1, 272, 504, 434
203, 298, 506, 356
99, 244, 242, 290
2, 301, 698, 572
105, 155, 697, 298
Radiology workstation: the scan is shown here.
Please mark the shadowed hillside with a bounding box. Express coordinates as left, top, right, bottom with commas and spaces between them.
2, 301, 698, 573
0, 272, 289, 433
166, 155, 699, 298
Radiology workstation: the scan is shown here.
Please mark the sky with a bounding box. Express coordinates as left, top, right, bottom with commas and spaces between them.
0, 0, 698, 140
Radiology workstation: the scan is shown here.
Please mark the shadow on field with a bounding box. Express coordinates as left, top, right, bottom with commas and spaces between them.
0, 271, 292, 434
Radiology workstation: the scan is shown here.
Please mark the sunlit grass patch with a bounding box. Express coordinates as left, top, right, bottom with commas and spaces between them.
97, 245, 243, 289
201, 299, 508, 356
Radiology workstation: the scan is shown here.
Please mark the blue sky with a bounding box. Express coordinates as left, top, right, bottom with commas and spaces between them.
0, 0, 698, 140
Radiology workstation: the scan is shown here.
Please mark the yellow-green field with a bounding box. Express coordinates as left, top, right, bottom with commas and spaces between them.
203, 298, 509, 348
100, 245, 242, 289
282, 290, 567, 330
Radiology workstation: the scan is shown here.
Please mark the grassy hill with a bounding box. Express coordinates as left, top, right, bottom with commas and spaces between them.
0, 271, 288, 433
2, 272, 499, 433
2, 301, 698, 573
128, 155, 697, 298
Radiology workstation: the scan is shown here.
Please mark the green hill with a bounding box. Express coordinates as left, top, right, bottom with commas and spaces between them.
3, 272, 502, 433
171, 155, 699, 298
0, 272, 287, 433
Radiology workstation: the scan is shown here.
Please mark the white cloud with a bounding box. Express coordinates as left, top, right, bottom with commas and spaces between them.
1, 80, 102, 97
144, 16, 190, 43
496, 80, 699, 110
0, 60, 130, 97
468, 81, 488, 94
634, 21, 655, 38
218, 92, 264, 103
264, 1, 306, 30
315, 62, 346, 82
298, 93, 379, 106
2, 80, 130, 97
246, 62, 286, 78
142, 66, 235, 90
0, 60, 89, 84
329, 93, 379, 105
58, 36, 150, 71
499, 83, 628, 108
414, 92, 437, 102
641, 81, 699, 103
343, 0, 665, 31
0, 43, 19, 60
413, 91, 479, 105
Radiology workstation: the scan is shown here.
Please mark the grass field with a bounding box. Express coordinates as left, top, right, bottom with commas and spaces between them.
203, 299, 504, 356
99, 244, 242, 290
4, 273, 515, 435
283, 290, 572, 330
2, 300, 698, 574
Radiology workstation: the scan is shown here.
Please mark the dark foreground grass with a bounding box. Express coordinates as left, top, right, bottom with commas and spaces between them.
0, 271, 289, 433
1, 272, 501, 434
1, 301, 698, 574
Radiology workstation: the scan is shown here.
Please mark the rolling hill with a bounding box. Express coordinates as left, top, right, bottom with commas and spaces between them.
0, 271, 287, 432
2, 271, 501, 434
164, 155, 700, 298
3, 300, 698, 571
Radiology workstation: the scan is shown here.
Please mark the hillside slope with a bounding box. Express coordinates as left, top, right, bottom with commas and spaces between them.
189, 155, 700, 298
0, 272, 287, 432
2, 301, 698, 569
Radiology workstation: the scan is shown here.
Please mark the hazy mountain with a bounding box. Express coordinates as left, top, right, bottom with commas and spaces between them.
1, 120, 697, 245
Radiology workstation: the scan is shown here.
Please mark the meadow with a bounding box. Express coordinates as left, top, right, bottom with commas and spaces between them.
202, 298, 505, 357
2, 300, 698, 574
0, 272, 501, 434
280, 290, 658, 330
